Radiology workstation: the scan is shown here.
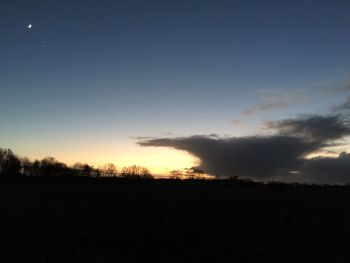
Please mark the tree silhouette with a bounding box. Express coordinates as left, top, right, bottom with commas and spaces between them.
121, 165, 153, 179
72, 163, 85, 176
0, 147, 154, 180
39, 157, 71, 177
20, 157, 32, 176
185, 167, 205, 179
71, 163, 97, 177
82, 164, 93, 177
30, 160, 41, 176
101, 163, 117, 177
0, 148, 21, 176
169, 170, 183, 179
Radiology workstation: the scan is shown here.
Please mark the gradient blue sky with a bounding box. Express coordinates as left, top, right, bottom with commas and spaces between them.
1, 0, 350, 173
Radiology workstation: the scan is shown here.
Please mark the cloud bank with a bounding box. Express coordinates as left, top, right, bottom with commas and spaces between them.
138, 113, 350, 184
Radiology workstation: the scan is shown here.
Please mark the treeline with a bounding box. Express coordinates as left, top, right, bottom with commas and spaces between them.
169, 167, 206, 180
0, 148, 153, 179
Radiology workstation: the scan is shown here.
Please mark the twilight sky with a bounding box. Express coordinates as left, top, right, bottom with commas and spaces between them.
1, 0, 350, 180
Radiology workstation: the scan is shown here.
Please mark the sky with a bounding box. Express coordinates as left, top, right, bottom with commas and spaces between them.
1, 0, 350, 180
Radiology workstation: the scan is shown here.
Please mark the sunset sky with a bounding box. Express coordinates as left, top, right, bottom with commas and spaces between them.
1, 1, 350, 179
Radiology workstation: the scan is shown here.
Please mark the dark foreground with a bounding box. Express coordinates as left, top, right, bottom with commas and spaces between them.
1, 179, 350, 262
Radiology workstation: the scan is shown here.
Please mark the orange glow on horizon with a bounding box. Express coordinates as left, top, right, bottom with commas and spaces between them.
110, 148, 199, 176
19, 142, 199, 177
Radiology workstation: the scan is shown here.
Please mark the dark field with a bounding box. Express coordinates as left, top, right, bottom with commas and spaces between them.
1, 180, 350, 262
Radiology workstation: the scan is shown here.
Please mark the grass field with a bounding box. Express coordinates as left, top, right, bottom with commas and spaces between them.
0, 180, 349, 262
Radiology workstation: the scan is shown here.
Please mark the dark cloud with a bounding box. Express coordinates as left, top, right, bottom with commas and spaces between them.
265, 114, 350, 142
300, 152, 350, 184
138, 114, 350, 183
138, 135, 321, 178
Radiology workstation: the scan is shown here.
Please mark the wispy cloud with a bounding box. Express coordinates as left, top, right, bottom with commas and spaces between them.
232, 119, 245, 127
327, 77, 350, 93
243, 90, 302, 116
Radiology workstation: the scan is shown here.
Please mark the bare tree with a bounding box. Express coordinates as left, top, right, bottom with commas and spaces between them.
169, 170, 182, 179
101, 163, 117, 177
121, 165, 153, 179
185, 167, 205, 180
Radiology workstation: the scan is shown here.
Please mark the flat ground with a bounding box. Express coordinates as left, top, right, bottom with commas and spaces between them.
0, 180, 349, 262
